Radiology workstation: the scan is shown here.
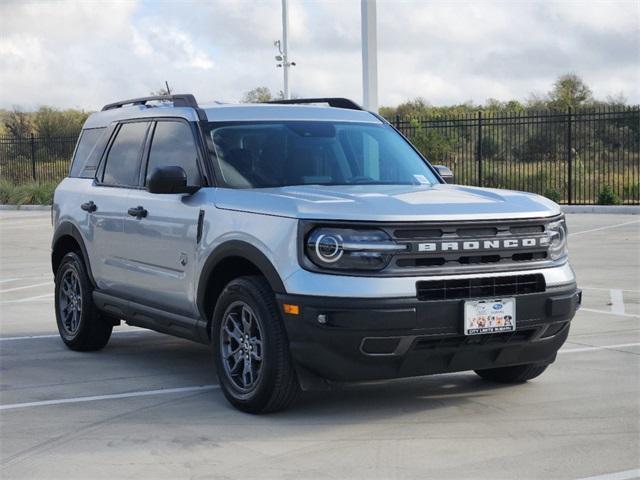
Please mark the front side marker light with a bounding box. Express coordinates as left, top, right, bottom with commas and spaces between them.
283, 303, 300, 315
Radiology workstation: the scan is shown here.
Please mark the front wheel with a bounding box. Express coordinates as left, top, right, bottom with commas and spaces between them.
212, 276, 300, 413
474, 363, 548, 383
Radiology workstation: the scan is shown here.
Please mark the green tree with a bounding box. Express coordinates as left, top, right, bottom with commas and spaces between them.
241, 87, 274, 103
3, 108, 33, 139
32, 107, 88, 138
408, 119, 452, 161
547, 73, 593, 110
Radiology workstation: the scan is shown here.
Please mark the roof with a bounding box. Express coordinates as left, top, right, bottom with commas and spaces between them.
201, 103, 380, 123
83, 100, 380, 129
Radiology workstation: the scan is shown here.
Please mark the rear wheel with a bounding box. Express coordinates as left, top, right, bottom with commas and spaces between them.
474, 363, 548, 383
54, 252, 112, 351
212, 276, 300, 413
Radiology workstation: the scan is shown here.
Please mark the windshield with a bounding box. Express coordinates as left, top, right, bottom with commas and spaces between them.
207, 121, 439, 188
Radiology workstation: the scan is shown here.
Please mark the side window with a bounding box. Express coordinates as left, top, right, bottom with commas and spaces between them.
69, 128, 106, 178
146, 121, 202, 186
102, 122, 148, 186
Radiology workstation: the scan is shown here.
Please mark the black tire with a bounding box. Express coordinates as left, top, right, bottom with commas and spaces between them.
54, 251, 112, 351
212, 276, 300, 413
474, 363, 548, 383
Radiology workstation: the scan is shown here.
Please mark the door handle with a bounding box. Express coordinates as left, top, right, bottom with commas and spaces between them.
127, 206, 148, 218
80, 201, 97, 213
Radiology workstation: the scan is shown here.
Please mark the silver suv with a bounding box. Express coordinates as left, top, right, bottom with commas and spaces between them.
52, 94, 581, 413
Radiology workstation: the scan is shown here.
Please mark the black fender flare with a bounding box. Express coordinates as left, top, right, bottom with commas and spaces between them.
51, 221, 96, 286
196, 240, 286, 318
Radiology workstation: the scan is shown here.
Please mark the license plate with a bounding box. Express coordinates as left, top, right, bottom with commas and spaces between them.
464, 298, 516, 335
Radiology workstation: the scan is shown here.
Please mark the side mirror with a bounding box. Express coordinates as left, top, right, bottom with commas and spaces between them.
434, 165, 454, 184
147, 166, 198, 194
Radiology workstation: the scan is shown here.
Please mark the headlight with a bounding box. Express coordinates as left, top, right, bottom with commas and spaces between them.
305, 228, 406, 271
546, 217, 568, 260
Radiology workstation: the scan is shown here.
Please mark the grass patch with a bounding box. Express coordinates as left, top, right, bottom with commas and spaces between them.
0, 180, 57, 205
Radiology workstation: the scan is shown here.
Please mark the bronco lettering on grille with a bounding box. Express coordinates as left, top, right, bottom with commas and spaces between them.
417, 237, 548, 252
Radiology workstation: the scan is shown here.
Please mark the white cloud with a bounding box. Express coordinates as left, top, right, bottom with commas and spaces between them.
0, 0, 637, 110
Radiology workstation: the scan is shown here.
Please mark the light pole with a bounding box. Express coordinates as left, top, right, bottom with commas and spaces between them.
275, 0, 295, 99
361, 0, 378, 112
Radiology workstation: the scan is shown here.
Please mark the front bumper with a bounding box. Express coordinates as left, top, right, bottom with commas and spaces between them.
278, 284, 581, 383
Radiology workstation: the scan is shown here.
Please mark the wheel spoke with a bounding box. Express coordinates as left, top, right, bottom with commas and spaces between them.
225, 345, 242, 360
241, 306, 252, 335
224, 323, 243, 343
230, 351, 244, 373
242, 354, 253, 387
250, 337, 262, 361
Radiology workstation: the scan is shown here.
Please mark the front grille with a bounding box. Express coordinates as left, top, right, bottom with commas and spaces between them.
386, 217, 556, 275
414, 328, 536, 350
416, 273, 545, 301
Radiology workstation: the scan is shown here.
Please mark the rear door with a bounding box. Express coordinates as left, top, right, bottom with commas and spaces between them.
122, 119, 207, 317
89, 121, 150, 295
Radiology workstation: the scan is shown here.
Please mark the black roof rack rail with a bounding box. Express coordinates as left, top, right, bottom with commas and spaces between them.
265, 97, 363, 111
101, 94, 199, 111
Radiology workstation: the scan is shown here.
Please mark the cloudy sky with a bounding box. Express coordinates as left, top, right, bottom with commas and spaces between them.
1, 0, 638, 111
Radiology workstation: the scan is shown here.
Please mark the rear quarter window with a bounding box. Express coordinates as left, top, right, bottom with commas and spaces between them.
69, 128, 107, 178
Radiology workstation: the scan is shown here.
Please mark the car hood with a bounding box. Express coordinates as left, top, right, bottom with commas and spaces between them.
213, 184, 561, 222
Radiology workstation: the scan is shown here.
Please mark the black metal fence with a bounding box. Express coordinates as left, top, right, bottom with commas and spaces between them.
0, 134, 76, 184
394, 107, 640, 204
0, 107, 638, 204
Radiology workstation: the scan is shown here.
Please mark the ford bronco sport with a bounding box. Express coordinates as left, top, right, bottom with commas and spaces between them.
52, 94, 581, 413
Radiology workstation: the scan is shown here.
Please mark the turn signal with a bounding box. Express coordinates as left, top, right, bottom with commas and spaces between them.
283, 304, 300, 315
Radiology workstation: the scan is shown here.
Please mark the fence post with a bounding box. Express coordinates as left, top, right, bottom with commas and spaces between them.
394, 114, 400, 130
477, 111, 483, 186
567, 107, 572, 205
30, 133, 36, 182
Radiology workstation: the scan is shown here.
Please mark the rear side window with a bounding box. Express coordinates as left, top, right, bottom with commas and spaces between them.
102, 122, 149, 186
69, 128, 106, 178
146, 121, 202, 186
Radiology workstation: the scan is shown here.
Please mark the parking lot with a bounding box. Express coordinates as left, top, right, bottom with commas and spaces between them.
0, 211, 638, 480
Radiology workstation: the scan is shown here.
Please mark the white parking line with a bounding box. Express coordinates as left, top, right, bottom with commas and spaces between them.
569, 219, 640, 237
581, 286, 640, 293
0, 275, 51, 284
580, 308, 639, 318
610, 289, 626, 315
0, 385, 218, 411
0, 282, 52, 294
577, 468, 640, 480
0, 293, 54, 304
0, 333, 63, 341
0, 329, 149, 341
559, 343, 640, 354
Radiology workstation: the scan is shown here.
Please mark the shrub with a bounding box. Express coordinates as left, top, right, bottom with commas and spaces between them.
597, 184, 621, 205
0, 180, 57, 205
543, 187, 563, 203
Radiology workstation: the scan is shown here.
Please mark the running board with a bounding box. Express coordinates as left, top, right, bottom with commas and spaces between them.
92, 291, 206, 344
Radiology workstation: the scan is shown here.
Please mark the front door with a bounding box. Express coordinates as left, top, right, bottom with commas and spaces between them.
122, 119, 206, 317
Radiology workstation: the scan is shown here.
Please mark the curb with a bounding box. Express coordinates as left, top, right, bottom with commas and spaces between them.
562, 205, 639, 214
0, 205, 51, 211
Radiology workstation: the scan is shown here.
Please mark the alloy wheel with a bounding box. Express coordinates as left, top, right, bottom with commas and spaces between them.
59, 268, 82, 335
220, 301, 264, 392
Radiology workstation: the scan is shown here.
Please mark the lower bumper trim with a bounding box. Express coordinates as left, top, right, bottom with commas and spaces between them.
278, 284, 580, 383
